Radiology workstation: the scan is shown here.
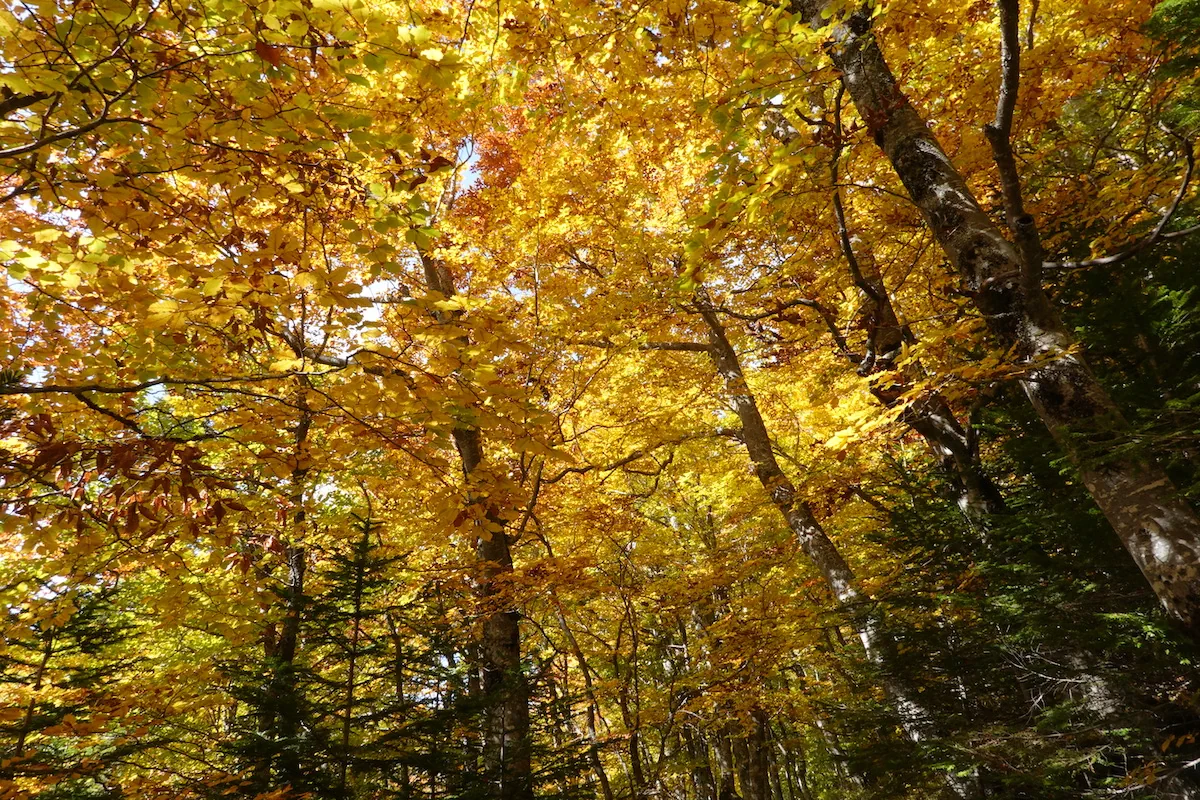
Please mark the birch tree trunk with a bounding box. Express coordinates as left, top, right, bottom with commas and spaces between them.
790, 0, 1200, 634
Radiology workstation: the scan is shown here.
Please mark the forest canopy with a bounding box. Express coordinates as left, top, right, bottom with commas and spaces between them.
2, 0, 1200, 798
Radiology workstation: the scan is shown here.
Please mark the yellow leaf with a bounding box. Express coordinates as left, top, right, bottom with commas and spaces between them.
270, 358, 304, 372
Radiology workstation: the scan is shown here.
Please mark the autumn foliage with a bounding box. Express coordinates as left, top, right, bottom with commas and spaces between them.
2, 0, 1200, 799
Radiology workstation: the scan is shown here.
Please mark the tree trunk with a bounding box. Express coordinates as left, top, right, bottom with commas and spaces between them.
423, 252, 532, 800
823, 125, 1008, 528
552, 600, 616, 800
696, 297, 978, 799
14, 632, 53, 759
258, 402, 312, 793
732, 711, 771, 800
812, 716, 863, 791
273, 546, 306, 790
765, 740, 784, 800
616, 639, 649, 800
899, 394, 1007, 525
339, 525, 371, 795
386, 613, 413, 800
684, 726, 718, 800
832, 177, 1007, 526
792, 0, 1200, 634
451, 425, 532, 800
777, 729, 814, 800
714, 726, 741, 800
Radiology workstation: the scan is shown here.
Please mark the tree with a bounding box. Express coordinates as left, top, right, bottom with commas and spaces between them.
3, 0, 1200, 797
785, 0, 1200, 634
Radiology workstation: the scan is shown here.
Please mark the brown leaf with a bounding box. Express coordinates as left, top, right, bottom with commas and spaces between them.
255, 41, 283, 67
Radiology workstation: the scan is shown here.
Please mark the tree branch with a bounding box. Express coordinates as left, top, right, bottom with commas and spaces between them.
983, 0, 1045, 289
1045, 133, 1197, 270
0, 89, 51, 118
277, 326, 414, 384
0, 371, 334, 396
544, 430, 740, 484
69, 391, 227, 442
572, 338, 710, 353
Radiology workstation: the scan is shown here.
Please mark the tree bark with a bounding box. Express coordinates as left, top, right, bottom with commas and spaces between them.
765, 100, 1009, 528
452, 411, 532, 800
731, 711, 771, 800
830, 147, 1007, 527
273, 543, 306, 790
791, 0, 1200, 635
713, 726, 741, 800
552, 599, 616, 800
256, 401, 312, 793
385, 612, 413, 800
423, 252, 532, 800
899, 394, 1007, 524
812, 715, 863, 791
696, 295, 978, 799
339, 525, 371, 795
684, 726, 718, 800
763, 721, 785, 800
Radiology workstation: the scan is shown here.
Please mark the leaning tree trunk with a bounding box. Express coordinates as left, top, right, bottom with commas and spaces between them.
843, 268, 1007, 525
696, 296, 979, 800
840, 229, 1006, 524
791, 0, 1200, 635
899, 394, 1007, 524
854, 272, 1007, 525
423, 253, 533, 800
